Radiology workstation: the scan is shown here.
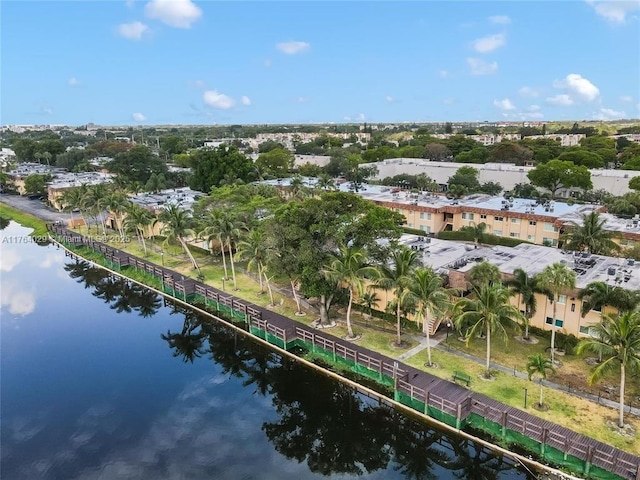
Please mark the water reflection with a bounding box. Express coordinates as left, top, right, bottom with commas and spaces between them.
64, 260, 162, 318
161, 297, 532, 479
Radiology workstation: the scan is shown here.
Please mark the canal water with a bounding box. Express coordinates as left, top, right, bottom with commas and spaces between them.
1, 221, 536, 479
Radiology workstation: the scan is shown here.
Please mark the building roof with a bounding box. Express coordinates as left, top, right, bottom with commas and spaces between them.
48, 172, 114, 189
129, 187, 202, 212
399, 233, 640, 291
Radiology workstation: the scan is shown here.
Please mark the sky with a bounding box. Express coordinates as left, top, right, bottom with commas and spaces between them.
2, 0, 639, 126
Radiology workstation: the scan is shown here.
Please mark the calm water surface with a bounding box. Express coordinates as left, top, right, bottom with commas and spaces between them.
1, 221, 536, 480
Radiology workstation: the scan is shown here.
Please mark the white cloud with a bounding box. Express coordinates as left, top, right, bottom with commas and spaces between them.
0, 248, 21, 272
294, 96, 309, 103
132, 112, 146, 121
240, 95, 251, 106
144, 0, 202, 28
466, 58, 498, 75
68, 77, 79, 87
343, 116, 351, 122
546, 94, 574, 106
586, 0, 640, 24
502, 111, 545, 120
385, 95, 400, 103
472, 33, 506, 53
518, 86, 539, 97
1, 280, 36, 316
493, 98, 516, 110
442, 98, 456, 105
438, 70, 449, 78
263, 59, 272, 68
276, 41, 310, 55
553, 73, 600, 102
489, 15, 511, 24
42, 106, 53, 115
356, 113, 366, 121
528, 104, 541, 112
203, 90, 235, 109
126, 0, 135, 7
594, 107, 627, 119
637, 102, 640, 111
620, 95, 634, 102
117, 21, 149, 40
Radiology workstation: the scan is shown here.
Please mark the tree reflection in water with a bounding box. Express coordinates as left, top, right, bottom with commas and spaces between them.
66, 261, 532, 479
64, 260, 162, 318
165, 303, 533, 480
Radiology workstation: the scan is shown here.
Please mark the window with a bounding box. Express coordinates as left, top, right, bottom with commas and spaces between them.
511, 218, 520, 224
546, 317, 563, 327
558, 295, 567, 304
462, 212, 474, 220
527, 234, 535, 241
407, 223, 413, 228
480, 214, 487, 219
493, 230, 503, 236
543, 237, 558, 246
494, 216, 504, 222
544, 223, 558, 232
579, 325, 598, 337
529, 221, 537, 226
571, 303, 576, 312
510, 233, 520, 238
420, 225, 431, 233
420, 212, 432, 220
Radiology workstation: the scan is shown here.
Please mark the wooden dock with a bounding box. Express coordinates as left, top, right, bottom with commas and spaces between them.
48, 225, 640, 480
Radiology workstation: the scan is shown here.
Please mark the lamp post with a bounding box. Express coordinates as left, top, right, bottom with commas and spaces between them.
523, 387, 528, 409
221, 278, 226, 292
160, 252, 164, 266
446, 322, 451, 344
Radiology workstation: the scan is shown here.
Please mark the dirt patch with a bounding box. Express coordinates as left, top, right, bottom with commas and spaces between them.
514, 335, 539, 344
605, 418, 637, 439
390, 340, 411, 349
345, 335, 362, 342
533, 403, 550, 412
424, 362, 440, 369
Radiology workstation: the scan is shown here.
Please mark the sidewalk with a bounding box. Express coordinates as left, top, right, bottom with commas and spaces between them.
398, 330, 640, 417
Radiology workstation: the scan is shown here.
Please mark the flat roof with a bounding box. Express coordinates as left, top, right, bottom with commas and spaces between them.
130, 187, 202, 211
400, 233, 639, 291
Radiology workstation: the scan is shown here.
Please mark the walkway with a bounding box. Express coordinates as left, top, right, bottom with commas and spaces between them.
397, 330, 640, 417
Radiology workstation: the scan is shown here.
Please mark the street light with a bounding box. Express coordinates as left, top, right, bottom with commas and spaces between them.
446, 322, 451, 344
160, 252, 164, 266
523, 387, 528, 409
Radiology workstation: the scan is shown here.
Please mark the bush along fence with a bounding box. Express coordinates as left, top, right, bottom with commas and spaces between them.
47, 224, 640, 480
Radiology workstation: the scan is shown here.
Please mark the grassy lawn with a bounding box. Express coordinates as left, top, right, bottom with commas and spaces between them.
0, 203, 48, 236
93, 233, 418, 359
443, 329, 640, 407
405, 349, 640, 454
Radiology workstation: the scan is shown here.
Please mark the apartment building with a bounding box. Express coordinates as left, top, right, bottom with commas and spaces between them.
394, 234, 635, 338
523, 134, 586, 147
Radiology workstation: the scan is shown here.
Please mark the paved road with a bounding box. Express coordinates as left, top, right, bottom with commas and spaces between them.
0, 193, 87, 224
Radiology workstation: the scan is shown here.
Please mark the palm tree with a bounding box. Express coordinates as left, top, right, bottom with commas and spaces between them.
403, 267, 451, 367
60, 187, 84, 227
316, 173, 336, 191
104, 191, 130, 240
468, 261, 501, 288
199, 209, 229, 280
561, 211, 620, 255
236, 229, 270, 294
454, 283, 523, 377
323, 246, 378, 339
42, 151, 52, 167
34, 152, 42, 164
218, 212, 244, 291
375, 247, 421, 346
505, 269, 551, 341
361, 290, 379, 320
86, 183, 110, 235
576, 311, 640, 428
538, 263, 576, 364
124, 203, 153, 255
159, 204, 200, 273
463, 221, 487, 246
526, 353, 556, 408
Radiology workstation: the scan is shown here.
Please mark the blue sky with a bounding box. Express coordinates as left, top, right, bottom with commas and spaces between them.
2, 0, 639, 125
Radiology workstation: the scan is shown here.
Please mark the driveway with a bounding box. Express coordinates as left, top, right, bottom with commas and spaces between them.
0, 194, 75, 223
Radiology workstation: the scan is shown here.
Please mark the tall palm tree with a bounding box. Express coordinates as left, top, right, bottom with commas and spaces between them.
454, 283, 523, 377
236, 229, 270, 294
361, 290, 379, 319
159, 204, 200, 273
403, 267, 451, 367
34, 151, 42, 164
375, 247, 421, 346
86, 183, 110, 235
561, 211, 620, 255
463, 221, 487, 246
505, 269, 551, 341
60, 187, 84, 227
316, 173, 336, 191
468, 261, 501, 288
42, 151, 52, 167
323, 246, 378, 339
124, 203, 153, 255
576, 311, 640, 428
104, 191, 130, 240
218, 212, 244, 291
538, 263, 576, 364
199, 209, 229, 280
526, 353, 556, 408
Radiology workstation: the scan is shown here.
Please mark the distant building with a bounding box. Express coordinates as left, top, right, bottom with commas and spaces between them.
523, 134, 586, 147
